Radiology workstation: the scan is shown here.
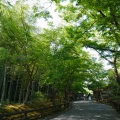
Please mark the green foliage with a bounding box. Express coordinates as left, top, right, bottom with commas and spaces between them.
0, 0, 112, 105
109, 80, 120, 96
108, 69, 120, 96
54, 0, 120, 87
31, 92, 46, 102
0, 99, 10, 112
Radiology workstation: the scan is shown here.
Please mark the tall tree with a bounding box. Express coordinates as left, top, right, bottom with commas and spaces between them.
53, 0, 120, 85
0, 1, 52, 103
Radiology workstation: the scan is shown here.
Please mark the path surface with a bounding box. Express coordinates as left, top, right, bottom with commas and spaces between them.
43, 101, 120, 120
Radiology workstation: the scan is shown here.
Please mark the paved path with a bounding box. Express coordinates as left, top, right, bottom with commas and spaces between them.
44, 101, 120, 120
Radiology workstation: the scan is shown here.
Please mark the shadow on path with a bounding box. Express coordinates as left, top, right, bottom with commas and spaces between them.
43, 101, 120, 120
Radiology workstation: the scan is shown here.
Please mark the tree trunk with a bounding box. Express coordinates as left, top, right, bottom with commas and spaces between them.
24, 80, 32, 103
31, 81, 35, 100
19, 87, 23, 103
8, 65, 15, 102
0, 65, 3, 98
51, 85, 56, 106
23, 65, 37, 103
64, 90, 69, 103
19, 79, 24, 103
14, 71, 20, 102
113, 56, 120, 85
8, 80, 12, 102
1, 59, 7, 103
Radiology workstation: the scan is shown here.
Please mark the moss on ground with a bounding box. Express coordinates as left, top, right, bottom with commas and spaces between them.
0, 101, 52, 114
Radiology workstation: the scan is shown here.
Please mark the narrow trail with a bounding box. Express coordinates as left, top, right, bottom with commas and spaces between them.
43, 101, 120, 120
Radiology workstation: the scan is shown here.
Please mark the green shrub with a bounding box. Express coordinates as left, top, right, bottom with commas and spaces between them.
31, 92, 46, 102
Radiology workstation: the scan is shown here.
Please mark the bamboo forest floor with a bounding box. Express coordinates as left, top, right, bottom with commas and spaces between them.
0, 101, 52, 114
43, 101, 120, 120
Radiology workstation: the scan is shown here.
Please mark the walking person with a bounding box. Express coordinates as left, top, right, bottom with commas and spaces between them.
87, 93, 91, 100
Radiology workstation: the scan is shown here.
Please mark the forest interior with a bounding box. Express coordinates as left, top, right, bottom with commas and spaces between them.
0, 0, 120, 119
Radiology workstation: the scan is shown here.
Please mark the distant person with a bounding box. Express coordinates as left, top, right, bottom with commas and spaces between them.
88, 93, 91, 100
83, 94, 86, 101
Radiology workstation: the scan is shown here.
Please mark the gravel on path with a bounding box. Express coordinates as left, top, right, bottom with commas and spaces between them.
43, 101, 120, 120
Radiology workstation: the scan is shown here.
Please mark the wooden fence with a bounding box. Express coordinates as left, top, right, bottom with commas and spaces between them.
104, 99, 120, 112
0, 102, 69, 120
93, 92, 120, 112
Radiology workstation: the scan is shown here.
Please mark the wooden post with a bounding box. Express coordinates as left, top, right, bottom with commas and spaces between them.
0, 115, 4, 120
24, 112, 27, 120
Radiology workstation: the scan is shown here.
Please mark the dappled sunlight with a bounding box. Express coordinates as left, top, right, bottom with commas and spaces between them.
2, 103, 37, 114
4, 104, 26, 113
47, 101, 120, 120
73, 101, 93, 104
50, 111, 120, 120
7, 104, 24, 109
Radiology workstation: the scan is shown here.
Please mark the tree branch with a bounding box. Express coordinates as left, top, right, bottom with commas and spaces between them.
110, 7, 119, 30
86, 43, 120, 54
96, 50, 113, 65
98, 10, 106, 17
